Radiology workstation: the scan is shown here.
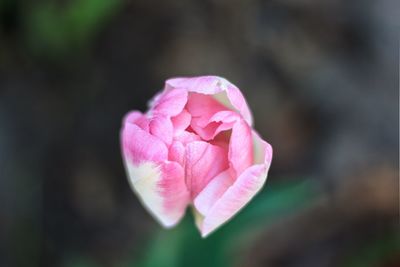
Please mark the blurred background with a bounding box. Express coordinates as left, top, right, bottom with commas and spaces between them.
0, 0, 398, 266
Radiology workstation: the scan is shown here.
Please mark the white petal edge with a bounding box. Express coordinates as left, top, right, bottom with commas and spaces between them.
194, 130, 273, 237
124, 160, 183, 228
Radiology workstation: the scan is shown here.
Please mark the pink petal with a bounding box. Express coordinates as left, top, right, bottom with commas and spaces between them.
171, 109, 191, 136
123, 111, 142, 125
197, 164, 268, 237
186, 94, 239, 140
185, 141, 229, 198
208, 110, 239, 123
174, 130, 201, 145
186, 93, 226, 140
193, 169, 234, 216
158, 161, 190, 223
168, 141, 185, 166
200, 111, 240, 141
190, 110, 238, 141
125, 160, 189, 227
121, 123, 168, 164
166, 76, 253, 125
151, 89, 188, 117
229, 119, 253, 177
123, 111, 150, 131
186, 93, 227, 127
195, 130, 272, 237
149, 115, 173, 146
189, 121, 221, 141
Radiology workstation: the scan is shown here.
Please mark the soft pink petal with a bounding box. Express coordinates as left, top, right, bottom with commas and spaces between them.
186, 93, 227, 126
190, 111, 238, 141
228, 119, 253, 177
171, 109, 191, 135
208, 110, 239, 124
189, 121, 221, 141
123, 111, 149, 131
149, 115, 173, 146
158, 161, 190, 223
199, 111, 240, 141
174, 130, 201, 145
186, 94, 239, 140
195, 131, 272, 237
125, 160, 189, 227
152, 89, 188, 117
168, 141, 185, 166
186, 93, 226, 140
166, 76, 253, 125
193, 169, 234, 216
185, 141, 229, 198
121, 123, 168, 164
123, 111, 142, 125
198, 164, 267, 237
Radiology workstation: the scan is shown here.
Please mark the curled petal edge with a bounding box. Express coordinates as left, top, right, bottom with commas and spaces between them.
165, 76, 253, 126
193, 131, 272, 237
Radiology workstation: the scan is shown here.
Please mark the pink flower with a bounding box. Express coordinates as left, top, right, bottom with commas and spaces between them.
121, 76, 272, 237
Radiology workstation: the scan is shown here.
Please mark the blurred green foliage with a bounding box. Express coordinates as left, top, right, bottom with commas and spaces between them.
124, 180, 400, 267
63, 179, 399, 267
126, 180, 319, 267
25, 0, 121, 55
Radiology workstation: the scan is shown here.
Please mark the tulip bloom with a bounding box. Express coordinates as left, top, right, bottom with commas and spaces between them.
121, 76, 272, 237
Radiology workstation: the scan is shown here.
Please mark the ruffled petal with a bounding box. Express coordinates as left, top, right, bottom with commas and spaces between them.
152, 89, 188, 117
200, 111, 239, 141
194, 131, 272, 237
186, 93, 227, 127
171, 109, 191, 136
121, 123, 168, 164
123, 111, 142, 125
186, 93, 226, 140
166, 76, 253, 125
186, 94, 240, 140
149, 115, 173, 146
174, 130, 202, 145
123, 111, 150, 131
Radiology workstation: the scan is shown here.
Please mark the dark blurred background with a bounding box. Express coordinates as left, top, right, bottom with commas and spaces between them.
0, 0, 398, 267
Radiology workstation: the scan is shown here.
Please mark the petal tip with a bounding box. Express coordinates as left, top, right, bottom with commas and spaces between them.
200, 231, 209, 238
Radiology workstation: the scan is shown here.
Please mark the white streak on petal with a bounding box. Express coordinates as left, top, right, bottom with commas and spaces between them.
124, 161, 185, 228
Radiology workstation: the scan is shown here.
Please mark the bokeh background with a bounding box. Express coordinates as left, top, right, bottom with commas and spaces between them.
0, 0, 398, 266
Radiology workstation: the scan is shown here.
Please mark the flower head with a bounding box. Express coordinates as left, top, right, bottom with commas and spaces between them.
121, 76, 272, 237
